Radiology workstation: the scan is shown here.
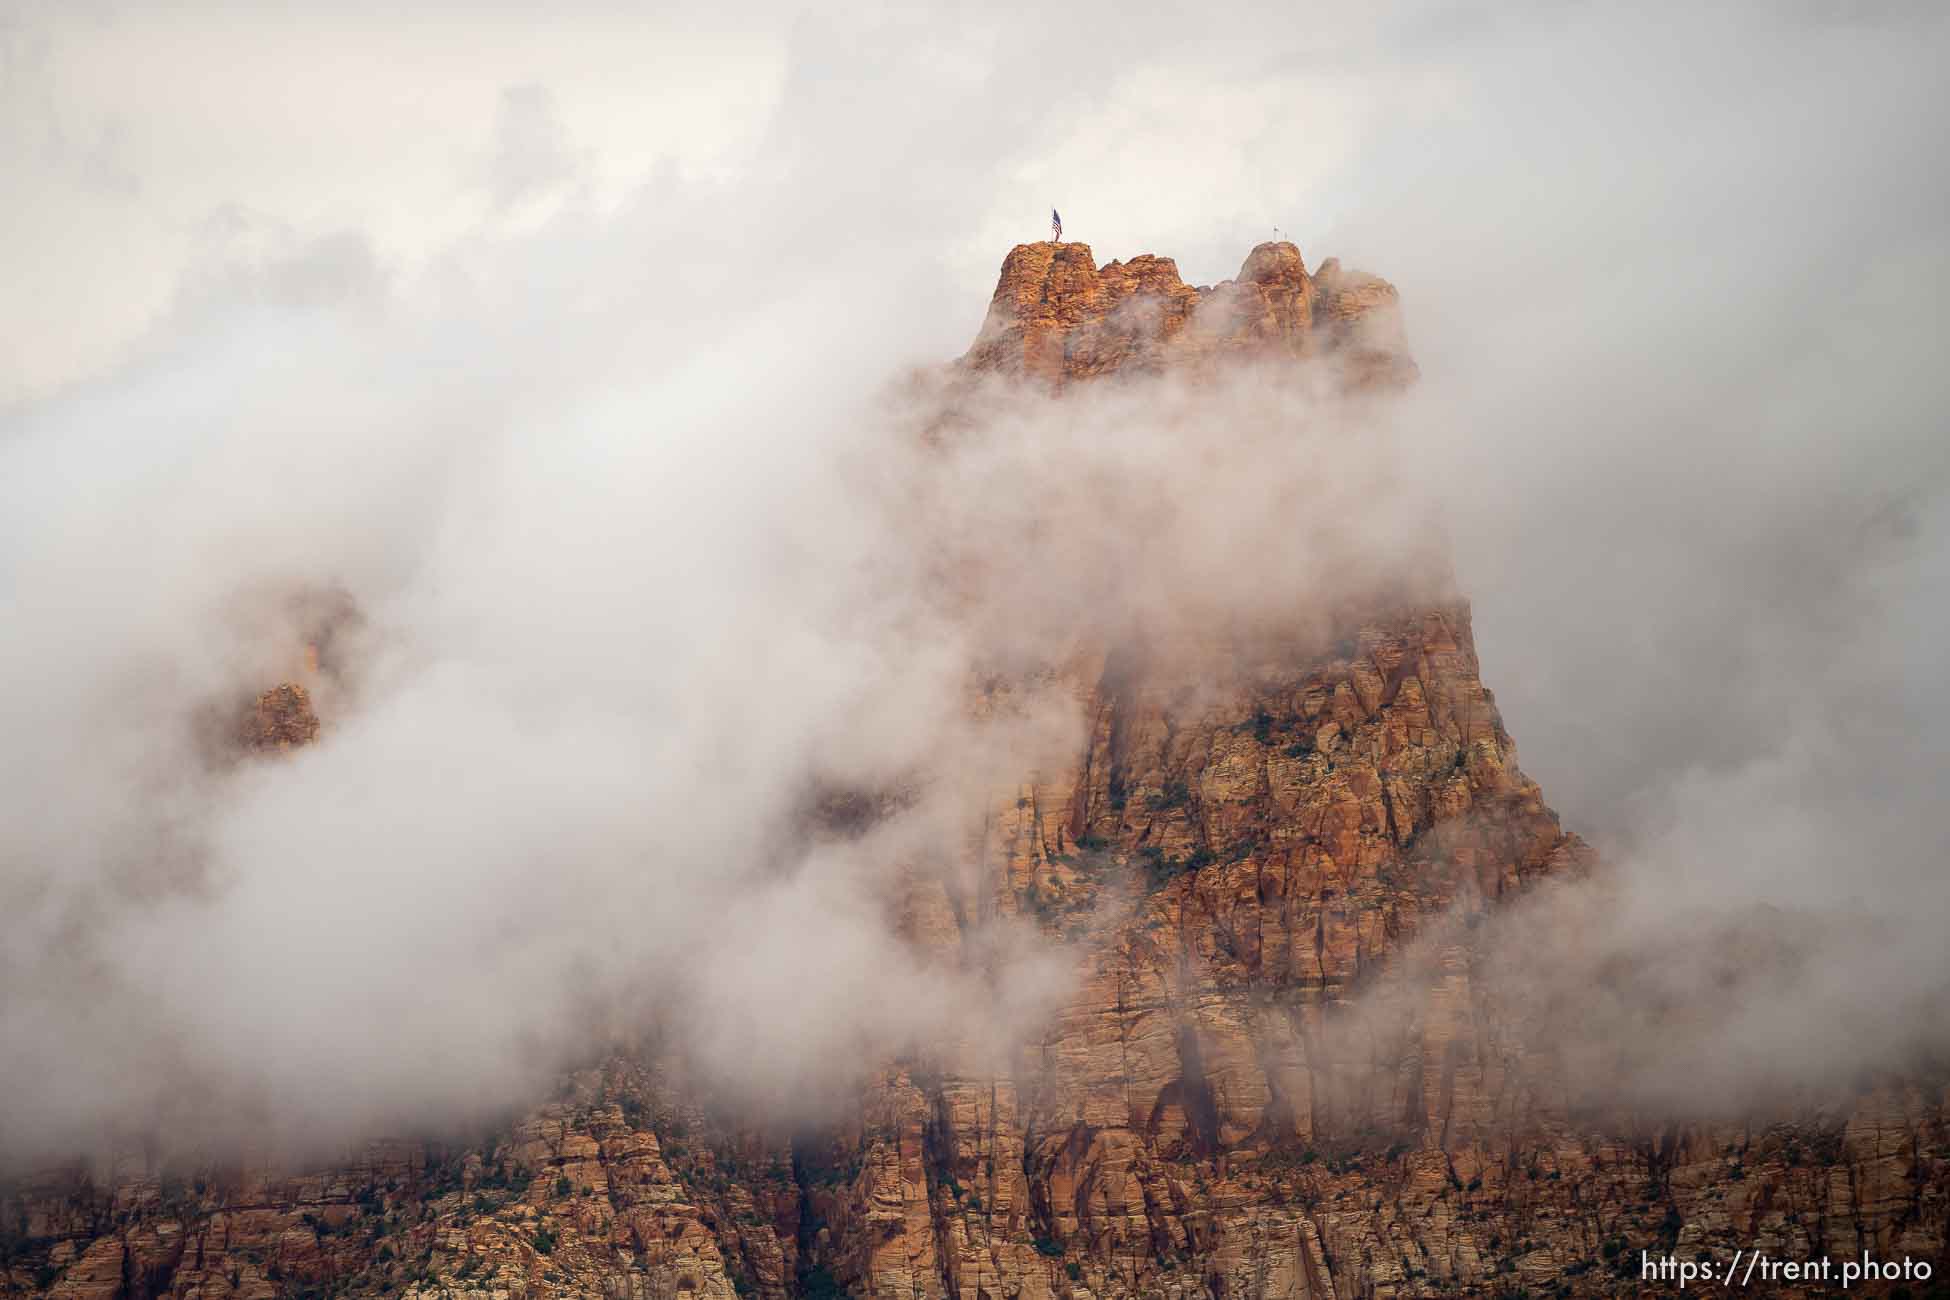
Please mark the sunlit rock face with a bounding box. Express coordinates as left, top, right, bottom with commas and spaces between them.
4, 242, 1943, 1300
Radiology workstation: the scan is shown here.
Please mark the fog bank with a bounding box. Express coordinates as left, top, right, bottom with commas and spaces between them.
2, 0, 1947, 1163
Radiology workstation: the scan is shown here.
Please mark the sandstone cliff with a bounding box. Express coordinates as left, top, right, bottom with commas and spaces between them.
4, 242, 1944, 1300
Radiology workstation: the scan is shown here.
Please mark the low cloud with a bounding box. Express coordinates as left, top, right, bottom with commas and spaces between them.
2, 0, 1947, 1169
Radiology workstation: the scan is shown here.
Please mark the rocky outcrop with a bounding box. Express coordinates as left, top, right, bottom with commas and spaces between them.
962, 241, 1413, 386
239, 683, 320, 753
5, 240, 1944, 1300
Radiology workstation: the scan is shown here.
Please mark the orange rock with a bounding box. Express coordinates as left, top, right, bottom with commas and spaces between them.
963, 239, 1407, 386
239, 682, 320, 752
5, 240, 1942, 1300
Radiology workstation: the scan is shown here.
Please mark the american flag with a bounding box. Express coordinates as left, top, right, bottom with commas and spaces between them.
1051, 208, 1063, 243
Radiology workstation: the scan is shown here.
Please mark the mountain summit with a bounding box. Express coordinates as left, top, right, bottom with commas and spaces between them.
964, 241, 1412, 387
4, 242, 1944, 1300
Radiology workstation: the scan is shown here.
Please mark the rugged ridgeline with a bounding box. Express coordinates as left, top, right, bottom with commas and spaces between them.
6, 244, 1947, 1300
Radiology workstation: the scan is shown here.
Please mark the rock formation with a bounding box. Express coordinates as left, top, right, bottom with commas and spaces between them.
963, 241, 1413, 387
3, 241, 1944, 1300
240, 683, 321, 753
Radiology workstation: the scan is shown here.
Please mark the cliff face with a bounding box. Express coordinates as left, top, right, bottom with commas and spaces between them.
6, 243, 1946, 1300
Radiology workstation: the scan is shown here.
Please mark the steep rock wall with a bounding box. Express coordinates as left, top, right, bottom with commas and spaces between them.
5, 242, 1944, 1300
